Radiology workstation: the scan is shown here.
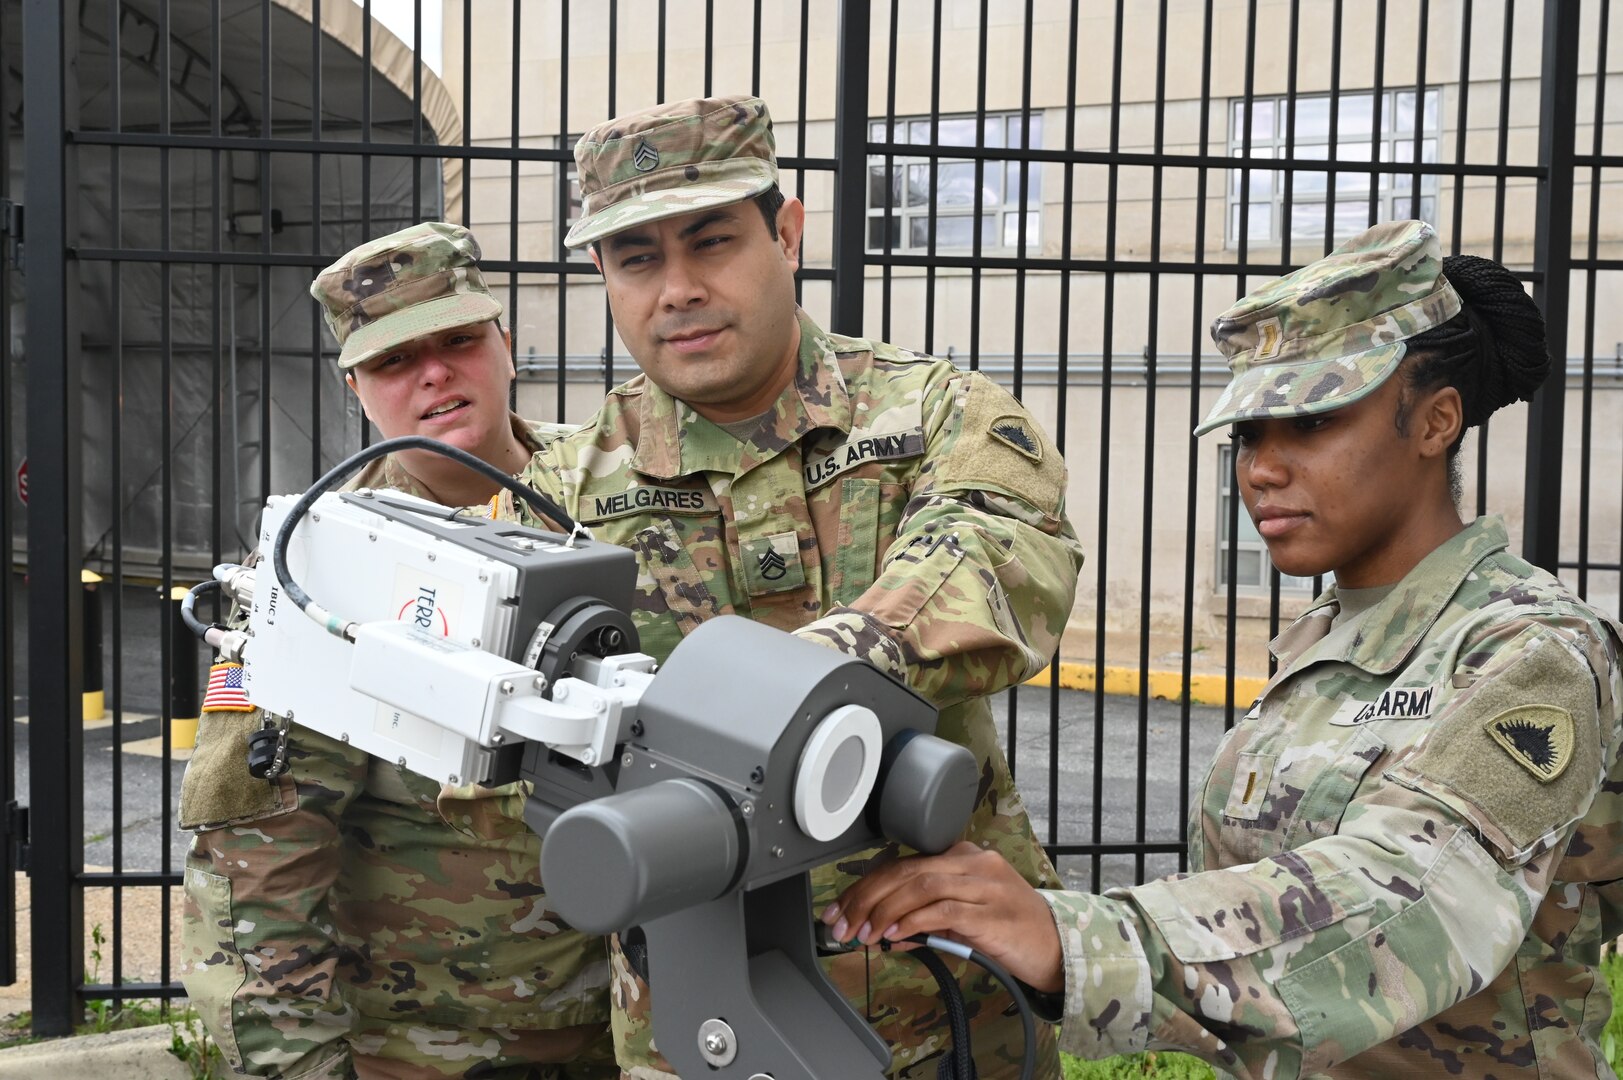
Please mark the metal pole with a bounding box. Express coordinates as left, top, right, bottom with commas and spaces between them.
23, 0, 85, 1036
830, 0, 871, 336
1523, 0, 1579, 572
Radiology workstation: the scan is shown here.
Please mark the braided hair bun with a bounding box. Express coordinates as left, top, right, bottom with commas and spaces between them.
1408, 254, 1551, 428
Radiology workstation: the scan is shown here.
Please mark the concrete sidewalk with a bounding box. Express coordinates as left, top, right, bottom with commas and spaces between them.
0, 1023, 197, 1078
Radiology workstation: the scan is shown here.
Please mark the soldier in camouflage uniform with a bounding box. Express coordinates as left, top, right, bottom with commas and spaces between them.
179, 222, 615, 1080
511, 95, 1083, 1079
825, 220, 1623, 1078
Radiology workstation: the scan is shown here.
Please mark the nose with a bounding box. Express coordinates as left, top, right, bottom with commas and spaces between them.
1238, 436, 1287, 492
658, 252, 707, 311
417, 349, 453, 385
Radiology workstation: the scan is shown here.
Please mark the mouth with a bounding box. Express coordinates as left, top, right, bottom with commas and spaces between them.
420, 398, 471, 421
661, 327, 726, 354
1252, 505, 1311, 539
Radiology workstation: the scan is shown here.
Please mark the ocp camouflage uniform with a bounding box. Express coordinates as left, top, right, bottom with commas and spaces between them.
1043, 220, 1623, 1078
1043, 517, 1623, 1078
180, 416, 617, 1080
514, 309, 1084, 1079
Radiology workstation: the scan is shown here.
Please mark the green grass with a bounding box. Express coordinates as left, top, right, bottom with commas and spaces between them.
1061, 953, 1623, 1078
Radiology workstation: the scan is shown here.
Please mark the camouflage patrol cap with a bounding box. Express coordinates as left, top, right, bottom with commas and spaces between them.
564, 95, 778, 249
311, 221, 503, 370
1194, 219, 1463, 436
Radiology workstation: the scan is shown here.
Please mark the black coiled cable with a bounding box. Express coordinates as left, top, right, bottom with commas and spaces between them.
891, 935, 1037, 1080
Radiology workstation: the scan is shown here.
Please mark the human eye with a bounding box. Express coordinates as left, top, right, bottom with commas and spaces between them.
1229, 422, 1259, 447
1291, 414, 1331, 433
375, 352, 407, 369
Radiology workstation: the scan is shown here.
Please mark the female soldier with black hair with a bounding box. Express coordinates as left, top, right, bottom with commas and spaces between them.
825, 220, 1623, 1078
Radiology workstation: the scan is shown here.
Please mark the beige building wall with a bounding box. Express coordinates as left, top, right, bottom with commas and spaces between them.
445, 0, 1623, 677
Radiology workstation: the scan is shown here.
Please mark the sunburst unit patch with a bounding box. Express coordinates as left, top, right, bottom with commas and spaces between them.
989, 415, 1042, 461
1485, 704, 1575, 783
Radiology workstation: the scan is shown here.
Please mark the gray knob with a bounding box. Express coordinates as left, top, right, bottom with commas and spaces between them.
875, 732, 978, 854
541, 778, 744, 933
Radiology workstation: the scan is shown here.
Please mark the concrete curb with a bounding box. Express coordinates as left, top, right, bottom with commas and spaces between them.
0, 1024, 194, 1079
1029, 662, 1268, 707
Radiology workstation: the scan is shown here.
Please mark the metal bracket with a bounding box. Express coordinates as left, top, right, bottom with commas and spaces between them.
6, 801, 29, 874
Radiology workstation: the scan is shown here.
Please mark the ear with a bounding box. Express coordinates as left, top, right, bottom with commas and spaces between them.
1416, 385, 1464, 460
588, 246, 604, 275
344, 371, 375, 423
776, 197, 807, 271
502, 325, 516, 378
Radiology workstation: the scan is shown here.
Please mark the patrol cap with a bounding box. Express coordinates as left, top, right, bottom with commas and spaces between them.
1194, 219, 1463, 436
311, 221, 503, 370
564, 95, 778, 249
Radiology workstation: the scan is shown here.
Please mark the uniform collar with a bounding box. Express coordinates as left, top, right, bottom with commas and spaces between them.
342, 411, 543, 501
630, 308, 853, 480
1271, 515, 1511, 675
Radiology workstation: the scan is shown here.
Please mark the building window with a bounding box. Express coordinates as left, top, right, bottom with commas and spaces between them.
1226, 89, 1441, 247
1216, 445, 1318, 592
867, 113, 1042, 253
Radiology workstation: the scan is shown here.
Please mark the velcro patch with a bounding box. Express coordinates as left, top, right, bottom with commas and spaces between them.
583, 485, 719, 522
741, 532, 806, 595
1484, 705, 1574, 783
936, 374, 1065, 516
803, 429, 925, 490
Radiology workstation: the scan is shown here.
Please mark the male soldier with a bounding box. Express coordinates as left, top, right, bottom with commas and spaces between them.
179, 222, 614, 1080
514, 95, 1084, 1079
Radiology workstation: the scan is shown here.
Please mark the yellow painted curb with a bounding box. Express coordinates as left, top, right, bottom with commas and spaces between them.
171, 716, 199, 751
82, 688, 105, 722
1026, 662, 1267, 707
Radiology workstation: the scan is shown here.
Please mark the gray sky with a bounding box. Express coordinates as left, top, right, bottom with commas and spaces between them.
365, 0, 444, 75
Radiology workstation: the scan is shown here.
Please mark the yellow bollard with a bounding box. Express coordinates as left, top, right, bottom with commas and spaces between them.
170, 585, 199, 750
82, 570, 105, 721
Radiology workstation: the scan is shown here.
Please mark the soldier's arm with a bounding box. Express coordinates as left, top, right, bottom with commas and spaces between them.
795, 369, 1085, 705
835, 614, 1620, 1080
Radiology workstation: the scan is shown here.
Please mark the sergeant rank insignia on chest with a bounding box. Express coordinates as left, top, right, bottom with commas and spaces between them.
1484, 704, 1575, 783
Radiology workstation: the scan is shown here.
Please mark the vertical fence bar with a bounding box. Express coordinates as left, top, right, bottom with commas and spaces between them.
831, 0, 871, 336
1523, 0, 1581, 572
23, 0, 85, 1036
1577, 0, 1609, 602
0, 0, 14, 989
107, 0, 127, 994
158, 0, 177, 996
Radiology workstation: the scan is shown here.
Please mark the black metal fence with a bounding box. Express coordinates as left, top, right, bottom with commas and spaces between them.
9, 0, 1617, 1038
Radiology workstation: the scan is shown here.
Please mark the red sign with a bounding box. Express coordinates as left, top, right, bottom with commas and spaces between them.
15, 458, 25, 506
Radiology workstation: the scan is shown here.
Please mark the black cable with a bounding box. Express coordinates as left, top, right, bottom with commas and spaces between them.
909, 944, 978, 1080
271, 435, 579, 639
891, 935, 1038, 1080
181, 579, 225, 638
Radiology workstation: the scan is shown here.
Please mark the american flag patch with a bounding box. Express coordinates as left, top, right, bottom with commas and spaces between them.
203, 662, 255, 713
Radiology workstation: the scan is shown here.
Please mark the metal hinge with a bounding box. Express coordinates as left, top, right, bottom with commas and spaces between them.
0, 200, 21, 272
6, 802, 28, 875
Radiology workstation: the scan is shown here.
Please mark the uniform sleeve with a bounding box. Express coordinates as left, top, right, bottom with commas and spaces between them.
794, 370, 1085, 706
1039, 615, 1620, 1080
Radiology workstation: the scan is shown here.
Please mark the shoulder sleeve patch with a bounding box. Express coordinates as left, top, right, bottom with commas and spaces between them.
936, 373, 1065, 515
1389, 629, 1603, 861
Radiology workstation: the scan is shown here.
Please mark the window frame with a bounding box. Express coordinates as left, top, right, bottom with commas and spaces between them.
865, 112, 1044, 255
1225, 87, 1442, 248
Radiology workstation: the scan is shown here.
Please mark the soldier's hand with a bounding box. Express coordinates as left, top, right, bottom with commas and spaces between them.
821, 841, 1065, 994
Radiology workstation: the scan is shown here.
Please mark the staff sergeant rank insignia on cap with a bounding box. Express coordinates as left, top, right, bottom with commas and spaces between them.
632, 138, 660, 172
1485, 704, 1575, 782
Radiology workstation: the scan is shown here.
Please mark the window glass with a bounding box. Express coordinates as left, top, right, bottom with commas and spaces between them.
866, 111, 1043, 252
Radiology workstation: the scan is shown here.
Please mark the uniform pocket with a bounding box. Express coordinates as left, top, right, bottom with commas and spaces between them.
831, 477, 881, 606
1283, 727, 1387, 848
1134, 859, 1374, 964
180, 864, 246, 1070
178, 710, 297, 830
627, 520, 722, 640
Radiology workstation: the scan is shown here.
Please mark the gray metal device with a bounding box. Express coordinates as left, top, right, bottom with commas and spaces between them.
539, 616, 981, 1080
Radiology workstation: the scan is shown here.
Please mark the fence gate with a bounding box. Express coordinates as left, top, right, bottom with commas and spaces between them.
10, 0, 1614, 1041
